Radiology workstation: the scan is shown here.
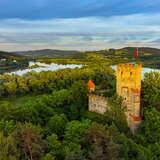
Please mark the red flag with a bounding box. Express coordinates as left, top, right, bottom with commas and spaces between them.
134, 48, 139, 59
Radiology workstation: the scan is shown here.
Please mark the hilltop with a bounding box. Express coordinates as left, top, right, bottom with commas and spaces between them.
0, 51, 23, 60
14, 47, 160, 58
15, 49, 82, 58
116, 47, 160, 55
93, 47, 160, 68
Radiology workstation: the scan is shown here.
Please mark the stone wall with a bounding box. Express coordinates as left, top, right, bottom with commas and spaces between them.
88, 94, 109, 114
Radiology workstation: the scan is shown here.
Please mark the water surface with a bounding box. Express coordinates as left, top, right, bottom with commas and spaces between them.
8, 61, 83, 76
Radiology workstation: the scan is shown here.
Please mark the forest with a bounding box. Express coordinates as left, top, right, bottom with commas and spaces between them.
0, 52, 160, 160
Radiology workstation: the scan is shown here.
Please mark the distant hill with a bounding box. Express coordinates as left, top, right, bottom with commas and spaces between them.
15, 47, 160, 58
0, 51, 23, 59
0, 47, 160, 71
106, 47, 160, 68
15, 49, 82, 58
117, 47, 160, 55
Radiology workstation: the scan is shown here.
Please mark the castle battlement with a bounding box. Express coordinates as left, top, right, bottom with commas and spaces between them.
117, 64, 142, 91
117, 64, 142, 76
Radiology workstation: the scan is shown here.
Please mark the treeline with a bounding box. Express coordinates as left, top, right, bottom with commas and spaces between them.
0, 81, 88, 125
0, 66, 114, 97
0, 60, 28, 73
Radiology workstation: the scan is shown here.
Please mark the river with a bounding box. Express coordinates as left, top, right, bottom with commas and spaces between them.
8, 61, 83, 76
7, 62, 159, 77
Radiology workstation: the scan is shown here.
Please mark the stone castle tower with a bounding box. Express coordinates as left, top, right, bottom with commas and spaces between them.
116, 63, 142, 134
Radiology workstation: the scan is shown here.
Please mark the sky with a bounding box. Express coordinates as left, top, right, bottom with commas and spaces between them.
0, 0, 160, 51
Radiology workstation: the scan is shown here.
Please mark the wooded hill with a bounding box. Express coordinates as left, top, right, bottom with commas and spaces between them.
15, 49, 81, 58
0, 51, 23, 60
14, 47, 160, 58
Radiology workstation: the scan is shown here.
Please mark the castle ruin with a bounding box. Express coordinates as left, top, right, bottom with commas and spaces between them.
117, 63, 142, 135
88, 94, 109, 114
88, 63, 142, 135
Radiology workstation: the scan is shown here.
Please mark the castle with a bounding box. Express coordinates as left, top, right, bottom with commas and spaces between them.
88, 63, 142, 135
117, 63, 142, 134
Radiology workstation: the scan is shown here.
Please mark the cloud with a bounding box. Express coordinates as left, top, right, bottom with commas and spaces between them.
0, 0, 160, 20
0, 13, 160, 51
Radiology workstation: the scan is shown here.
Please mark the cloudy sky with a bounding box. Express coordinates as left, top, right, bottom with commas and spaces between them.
0, 0, 160, 51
